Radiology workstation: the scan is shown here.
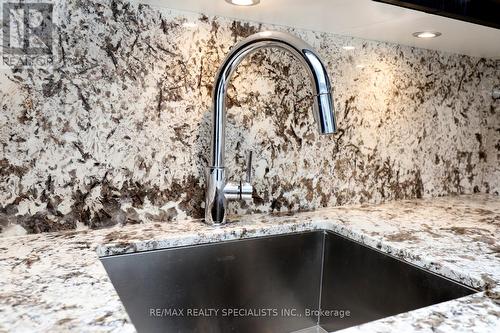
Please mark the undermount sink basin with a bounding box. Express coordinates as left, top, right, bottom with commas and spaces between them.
100, 231, 476, 333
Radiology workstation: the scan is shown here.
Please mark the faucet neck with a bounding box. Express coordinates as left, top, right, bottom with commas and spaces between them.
209, 31, 335, 168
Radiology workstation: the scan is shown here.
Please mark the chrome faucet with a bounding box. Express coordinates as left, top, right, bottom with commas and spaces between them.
205, 31, 337, 225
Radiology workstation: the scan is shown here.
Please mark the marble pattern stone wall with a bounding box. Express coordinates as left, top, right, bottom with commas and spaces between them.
0, 0, 498, 235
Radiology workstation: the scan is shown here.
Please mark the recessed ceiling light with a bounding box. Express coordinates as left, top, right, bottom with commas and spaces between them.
342, 46, 355, 51
225, 0, 260, 6
412, 31, 442, 38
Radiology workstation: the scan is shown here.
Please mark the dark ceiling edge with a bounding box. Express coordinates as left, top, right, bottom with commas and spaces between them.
372, 0, 500, 30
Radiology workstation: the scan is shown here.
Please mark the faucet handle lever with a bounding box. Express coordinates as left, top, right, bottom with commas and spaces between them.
223, 151, 254, 202
240, 150, 253, 201
245, 150, 253, 183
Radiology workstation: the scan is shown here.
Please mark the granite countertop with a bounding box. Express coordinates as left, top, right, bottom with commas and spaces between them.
1, 194, 499, 333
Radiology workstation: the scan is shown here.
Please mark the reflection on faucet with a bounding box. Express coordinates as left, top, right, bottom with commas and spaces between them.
205, 31, 337, 225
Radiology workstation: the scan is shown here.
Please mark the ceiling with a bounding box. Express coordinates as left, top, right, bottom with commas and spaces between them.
136, 0, 500, 59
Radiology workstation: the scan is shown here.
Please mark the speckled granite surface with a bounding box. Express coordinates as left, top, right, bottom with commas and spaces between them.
0, 195, 499, 332
1, 0, 499, 235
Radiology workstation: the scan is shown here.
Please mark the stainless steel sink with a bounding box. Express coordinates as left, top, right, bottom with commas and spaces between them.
100, 231, 476, 333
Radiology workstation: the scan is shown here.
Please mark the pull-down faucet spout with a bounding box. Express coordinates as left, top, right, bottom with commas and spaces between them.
205, 31, 337, 225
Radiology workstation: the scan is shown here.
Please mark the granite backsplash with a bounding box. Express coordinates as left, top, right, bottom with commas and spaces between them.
0, 0, 498, 235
